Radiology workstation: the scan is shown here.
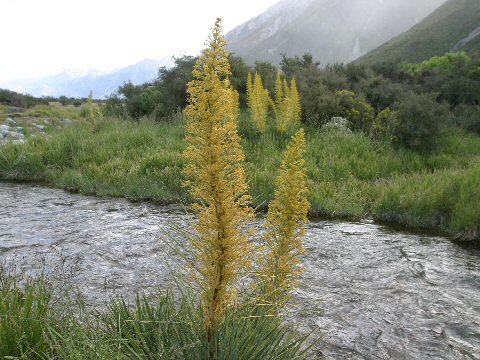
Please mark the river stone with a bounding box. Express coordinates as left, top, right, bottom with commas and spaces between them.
34, 124, 46, 130
63, 118, 72, 124
0, 124, 10, 136
7, 131, 25, 139
15, 127, 24, 133
4, 117, 16, 126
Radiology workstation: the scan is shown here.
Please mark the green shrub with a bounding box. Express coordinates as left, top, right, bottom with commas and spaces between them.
392, 91, 450, 150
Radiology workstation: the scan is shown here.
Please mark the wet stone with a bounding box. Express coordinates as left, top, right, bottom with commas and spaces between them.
4, 117, 16, 126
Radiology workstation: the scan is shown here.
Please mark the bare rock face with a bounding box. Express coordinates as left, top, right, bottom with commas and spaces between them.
226, 0, 447, 65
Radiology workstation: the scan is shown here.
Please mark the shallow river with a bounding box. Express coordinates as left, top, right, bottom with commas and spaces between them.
0, 183, 479, 359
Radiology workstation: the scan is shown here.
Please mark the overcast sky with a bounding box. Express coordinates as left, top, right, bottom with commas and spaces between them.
0, 0, 279, 80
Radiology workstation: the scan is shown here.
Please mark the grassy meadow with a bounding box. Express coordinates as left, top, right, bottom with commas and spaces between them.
1, 108, 479, 241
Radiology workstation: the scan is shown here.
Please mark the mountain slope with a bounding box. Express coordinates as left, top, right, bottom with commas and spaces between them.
357, 0, 480, 64
226, 0, 447, 65
0, 58, 172, 99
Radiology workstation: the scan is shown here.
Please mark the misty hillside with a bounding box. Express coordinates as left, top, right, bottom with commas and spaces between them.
0, 58, 172, 99
226, 0, 447, 65
357, 0, 480, 64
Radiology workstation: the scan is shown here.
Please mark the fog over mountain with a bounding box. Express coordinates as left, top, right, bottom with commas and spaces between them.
0, 58, 172, 99
357, 0, 480, 64
226, 0, 448, 65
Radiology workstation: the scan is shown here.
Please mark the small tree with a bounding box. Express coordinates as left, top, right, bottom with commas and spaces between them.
392, 91, 449, 150
335, 90, 374, 133
372, 107, 399, 141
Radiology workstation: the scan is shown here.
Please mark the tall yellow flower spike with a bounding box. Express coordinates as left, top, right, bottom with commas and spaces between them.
290, 77, 302, 124
246, 72, 270, 132
184, 18, 253, 334
275, 69, 284, 108
260, 128, 310, 309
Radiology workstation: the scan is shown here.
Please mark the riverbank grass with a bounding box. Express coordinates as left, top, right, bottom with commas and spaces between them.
1, 115, 479, 240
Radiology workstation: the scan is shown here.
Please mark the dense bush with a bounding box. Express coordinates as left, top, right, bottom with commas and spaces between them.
98, 50, 480, 154
112, 55, 253, 120
392, 91, 450, 150
0, 88, 48, 108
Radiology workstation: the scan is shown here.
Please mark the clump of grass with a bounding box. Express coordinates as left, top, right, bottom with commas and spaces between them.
101, 292, 311, 360
373, 162, 480, 241
0, 267, 52, 358
0, 267, 314, 359
0, 116, 188, 203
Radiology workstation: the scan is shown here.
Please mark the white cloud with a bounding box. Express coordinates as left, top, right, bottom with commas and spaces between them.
0, 0, 278, 80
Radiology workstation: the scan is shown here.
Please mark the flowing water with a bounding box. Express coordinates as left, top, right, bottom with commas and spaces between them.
0, 182, 479, 359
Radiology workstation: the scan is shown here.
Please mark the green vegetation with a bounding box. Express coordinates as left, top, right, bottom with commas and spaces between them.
0, 269, 52, 358
1, 114, 479, 241
0, 88, 88, 110
2, 43, 480, 244
0, 21, 317, 358
374, 161, 480, 241
0, 88, 49, 109
357, 0, 480, 64
0, 116, 187, 202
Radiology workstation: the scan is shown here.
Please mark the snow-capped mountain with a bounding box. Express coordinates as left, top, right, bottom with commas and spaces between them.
0, 58, 173, 99
226, 0, 448, 65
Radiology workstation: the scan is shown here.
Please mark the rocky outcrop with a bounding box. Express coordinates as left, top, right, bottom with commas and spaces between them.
0, 117, 30, 145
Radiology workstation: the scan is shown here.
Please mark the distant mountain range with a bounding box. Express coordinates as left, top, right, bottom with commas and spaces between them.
357, 0, 480, 64
226, 0, 447, 65
0, 58, 172, 99
4, 0, 473, 99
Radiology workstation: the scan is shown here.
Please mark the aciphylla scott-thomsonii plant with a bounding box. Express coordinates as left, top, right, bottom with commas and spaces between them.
183, 17, 311, 356
258, 128, 310, 310
183, 17, 253, 343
